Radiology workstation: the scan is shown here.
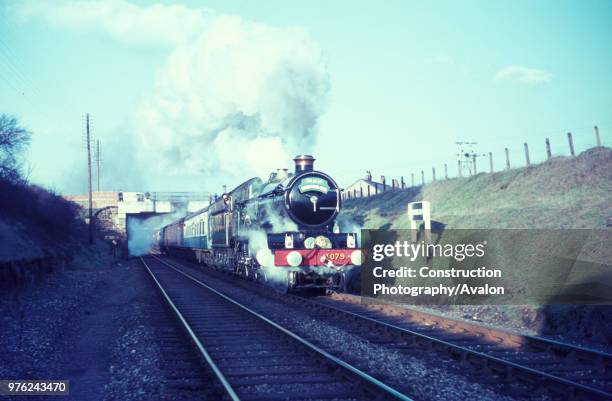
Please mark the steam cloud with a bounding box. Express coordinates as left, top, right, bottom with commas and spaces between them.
127, 208, 185, 256
135, 14, 330, 179
15, 1, 331, 188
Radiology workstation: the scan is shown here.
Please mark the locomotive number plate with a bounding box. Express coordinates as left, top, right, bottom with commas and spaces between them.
324, 252, 347, 261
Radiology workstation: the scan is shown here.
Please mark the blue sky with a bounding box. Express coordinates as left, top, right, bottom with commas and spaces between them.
0, 0, 610, 195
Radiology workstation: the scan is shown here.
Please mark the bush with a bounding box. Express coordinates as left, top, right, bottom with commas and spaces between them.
0, 114, 31, 182
0, 178, 83, 243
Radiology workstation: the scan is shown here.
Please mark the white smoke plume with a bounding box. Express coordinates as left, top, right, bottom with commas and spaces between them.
135, 14, 330, 180
244, 207, 299, 291
14, 0, 331, 186
127, 208, 185, 256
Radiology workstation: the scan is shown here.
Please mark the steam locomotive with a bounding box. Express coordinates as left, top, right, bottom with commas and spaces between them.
159, 155, 362, 292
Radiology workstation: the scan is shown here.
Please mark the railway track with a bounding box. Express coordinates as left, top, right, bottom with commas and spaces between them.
304, 294, 612, 401
140, 255, 414, 401
159, 255, 612, 401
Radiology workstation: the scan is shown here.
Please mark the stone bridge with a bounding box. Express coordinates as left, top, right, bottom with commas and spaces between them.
65, 191, 210, 240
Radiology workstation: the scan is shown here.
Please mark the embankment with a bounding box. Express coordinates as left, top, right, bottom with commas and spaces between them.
339, 147, 612, 348
0, 178, 85, 287
340, 147, 611, 229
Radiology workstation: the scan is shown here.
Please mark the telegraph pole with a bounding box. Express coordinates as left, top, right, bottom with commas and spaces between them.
456, 141, 488, 176
95, 139, 101, 192
86, 114, 93, 245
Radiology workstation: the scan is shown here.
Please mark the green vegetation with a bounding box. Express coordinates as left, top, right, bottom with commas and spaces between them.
343, 147, 612, 344
342, 147, 612, 229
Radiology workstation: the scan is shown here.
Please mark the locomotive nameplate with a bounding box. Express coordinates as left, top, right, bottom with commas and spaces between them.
297, 176, 330, 194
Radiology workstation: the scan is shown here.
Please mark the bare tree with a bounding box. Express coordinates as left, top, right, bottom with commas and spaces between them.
0, 114, 31, 182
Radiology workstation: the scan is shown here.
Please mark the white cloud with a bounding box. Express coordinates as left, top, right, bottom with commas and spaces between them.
496, 65, 553, 85
13, 0, 208, 46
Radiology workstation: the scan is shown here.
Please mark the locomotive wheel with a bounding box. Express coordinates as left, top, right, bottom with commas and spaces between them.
339, 273, 348, 293
242, 265, 252, 281
255, 268, 267, 285
314, 288, 328, 296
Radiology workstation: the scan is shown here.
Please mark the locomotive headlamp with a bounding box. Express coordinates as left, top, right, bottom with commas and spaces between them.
304, 237, 315, 249
286, 251, 302, 267
350, 250, 363, 266
284, 233, 294, 249
347, 233, 356, 248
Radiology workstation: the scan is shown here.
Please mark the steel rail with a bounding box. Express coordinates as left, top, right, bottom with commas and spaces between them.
139, 257, 241, 401
159, 255, 611, 401
150, 254, 414, 401
300, 296, 612, 401
345, 293, 612, 363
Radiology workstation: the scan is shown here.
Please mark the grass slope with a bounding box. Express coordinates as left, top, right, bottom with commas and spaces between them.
340, 147, 612, 346
0, 178, 83, 263
341, 147, 612, 229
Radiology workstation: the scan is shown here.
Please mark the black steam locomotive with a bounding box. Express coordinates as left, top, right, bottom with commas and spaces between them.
159, 155, 362, 292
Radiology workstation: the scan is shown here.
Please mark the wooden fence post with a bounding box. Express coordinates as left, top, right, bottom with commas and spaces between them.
505, 147, 510, 170
595, 126, 601, 147
524, 142, 530, 166
367, 185, 371, 197
489, 152, 493, 173
458, 160, 462, 177
391, 179, 395, 190
432, 167, 436, 182
421, 170, 425, 186
411, 173, 414, 188
401, 176, 405, 190
353, 189, 357, 198
567, 132, 575, 156
546, 138, 552, 160
472, 154, 477, 175
444, 163, 448, 179
360, 186, 363, 198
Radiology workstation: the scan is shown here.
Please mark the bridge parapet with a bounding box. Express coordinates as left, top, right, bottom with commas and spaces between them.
65, 191, 210, 237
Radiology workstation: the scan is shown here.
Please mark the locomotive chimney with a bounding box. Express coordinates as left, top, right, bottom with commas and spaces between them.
293, 155, 315, 175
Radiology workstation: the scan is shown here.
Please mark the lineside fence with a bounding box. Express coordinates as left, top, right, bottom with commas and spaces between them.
341, 125, 609, 200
